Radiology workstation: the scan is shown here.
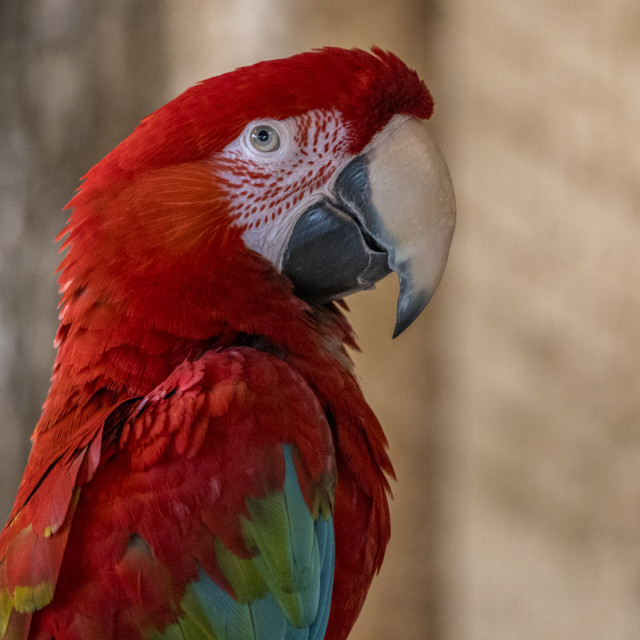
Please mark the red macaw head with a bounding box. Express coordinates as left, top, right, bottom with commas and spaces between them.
60, 47, 455, 338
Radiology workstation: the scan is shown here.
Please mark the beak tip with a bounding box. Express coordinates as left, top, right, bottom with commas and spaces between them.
393, 286, 431, 338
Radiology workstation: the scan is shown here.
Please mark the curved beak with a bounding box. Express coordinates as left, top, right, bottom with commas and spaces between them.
281, 116, 456, 337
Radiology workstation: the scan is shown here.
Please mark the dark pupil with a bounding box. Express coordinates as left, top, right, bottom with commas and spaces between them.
257, 129, 270, 142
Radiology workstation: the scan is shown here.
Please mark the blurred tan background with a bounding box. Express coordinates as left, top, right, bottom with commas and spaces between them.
2, 1, 639, 638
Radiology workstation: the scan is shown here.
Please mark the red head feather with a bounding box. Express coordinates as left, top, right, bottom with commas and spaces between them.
55, 47, 434, 362
73, 47, 433, 196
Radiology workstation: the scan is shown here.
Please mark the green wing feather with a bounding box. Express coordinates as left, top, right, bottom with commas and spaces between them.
156, 445, 335, 640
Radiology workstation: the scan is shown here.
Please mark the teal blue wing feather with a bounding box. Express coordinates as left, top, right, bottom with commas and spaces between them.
156, 445, 335, 640
309, 517, 334, 640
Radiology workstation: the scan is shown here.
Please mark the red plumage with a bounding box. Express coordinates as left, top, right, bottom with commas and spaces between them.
32, 349, 339, 638
0, 47, 437, 639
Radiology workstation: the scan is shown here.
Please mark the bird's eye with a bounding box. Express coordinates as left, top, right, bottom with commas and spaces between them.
249, 125, 280, 152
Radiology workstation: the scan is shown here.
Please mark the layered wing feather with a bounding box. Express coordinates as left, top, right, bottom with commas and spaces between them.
158, 446, 335, 640
1, 348, 336, 639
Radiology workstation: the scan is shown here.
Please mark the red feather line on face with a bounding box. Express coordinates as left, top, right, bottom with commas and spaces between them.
216, 109, 346, 235
215, 108, 350, 264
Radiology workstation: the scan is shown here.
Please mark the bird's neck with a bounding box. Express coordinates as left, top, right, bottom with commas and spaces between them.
35, 251, 356, 441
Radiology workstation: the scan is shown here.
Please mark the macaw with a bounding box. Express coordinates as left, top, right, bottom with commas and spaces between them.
0, 47, 455, 640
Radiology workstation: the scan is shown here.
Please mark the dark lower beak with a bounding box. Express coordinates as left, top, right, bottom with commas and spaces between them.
279, 196, 391, 305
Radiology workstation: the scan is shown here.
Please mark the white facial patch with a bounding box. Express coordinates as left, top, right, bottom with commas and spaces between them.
216, 110, 351, 268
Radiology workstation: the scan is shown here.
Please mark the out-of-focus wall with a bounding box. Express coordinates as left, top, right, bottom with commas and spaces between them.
2, 1, 639, 639
437, 2, 640, 638
0, 0, 169, 520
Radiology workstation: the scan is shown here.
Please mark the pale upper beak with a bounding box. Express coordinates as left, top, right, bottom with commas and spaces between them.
281, 115, 456, 337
